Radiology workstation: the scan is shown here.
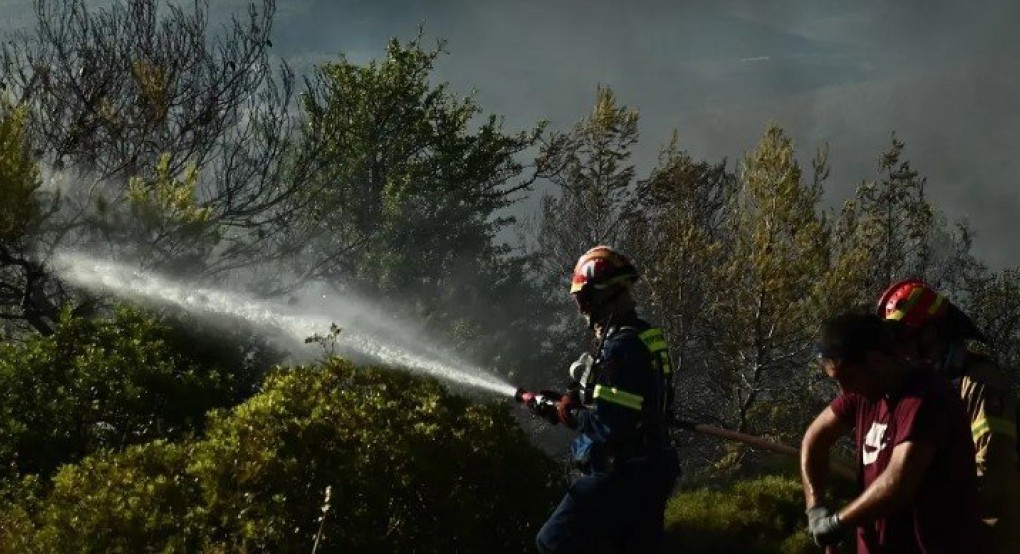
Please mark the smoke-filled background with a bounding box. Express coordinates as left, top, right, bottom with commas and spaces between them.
245, 0, 1016, 267
1, 1, 1019, 550
3, 0, 1016, 265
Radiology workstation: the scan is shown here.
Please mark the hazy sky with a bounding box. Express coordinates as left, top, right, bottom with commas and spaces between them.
3, 0, 1018, 267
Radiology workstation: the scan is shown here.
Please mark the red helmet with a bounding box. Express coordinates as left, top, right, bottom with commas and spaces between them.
569, 246, 639, 295
876, 280, 947, 328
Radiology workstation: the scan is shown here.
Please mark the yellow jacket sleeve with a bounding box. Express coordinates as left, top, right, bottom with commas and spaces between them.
959, 361, 1018, 525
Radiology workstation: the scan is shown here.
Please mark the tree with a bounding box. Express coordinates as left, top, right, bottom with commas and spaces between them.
709, 127, 832, 444
0, 105, 45, 246
533, 86, 639, 284
529, 87, 642, 371
626, 136, 739, 465
292, 35, 540, 291
964, 268, 1020, 375
289, 35, 549, 371
832, 134, 980, 303
630, 138, 736, 385
0, 0, 298, 333
0, 101, 58, 336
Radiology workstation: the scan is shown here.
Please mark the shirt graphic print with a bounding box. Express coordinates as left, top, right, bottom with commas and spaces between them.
862, 422, 889, 465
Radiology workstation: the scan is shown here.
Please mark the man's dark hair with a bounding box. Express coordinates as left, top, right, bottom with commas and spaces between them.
819, 312, 898, 363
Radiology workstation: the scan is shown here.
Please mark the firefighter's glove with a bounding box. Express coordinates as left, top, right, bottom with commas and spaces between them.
527, 390, 562, 425
806, 506, 844, 547
557, 390, 581, 429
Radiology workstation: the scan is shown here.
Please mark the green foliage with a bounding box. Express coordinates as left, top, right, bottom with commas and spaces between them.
6, 441, 202, 553
966, 268, 1020, 372
190, 358, 560, 552
534, 86, 640, 285
127, 153, 213, 227
295, 35, 540, 296
710, 127, 833, 440
833, 134, 980, 300
96, 151, 225, 277
627, 138, 739, 464
663, 475, 816, 553
0, 103, 44, 244
0, 473, 42, 546
0, 309, 238, 478
154, 310, 283, 402
1, 358, 560, 552
292, 34, 553, 373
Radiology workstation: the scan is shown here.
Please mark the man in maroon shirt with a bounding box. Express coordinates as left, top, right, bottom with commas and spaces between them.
801, 312, 981, 552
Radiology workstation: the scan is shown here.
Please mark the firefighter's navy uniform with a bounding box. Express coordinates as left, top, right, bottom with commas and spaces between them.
536, 312, 680, 553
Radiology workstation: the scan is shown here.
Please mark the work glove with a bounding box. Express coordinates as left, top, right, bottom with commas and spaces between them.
526, 389, 562, 425
557, 389, 581, 429
806, 506, 844, 547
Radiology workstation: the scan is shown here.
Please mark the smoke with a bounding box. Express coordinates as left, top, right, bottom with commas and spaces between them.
223, 0, 1019, 269
3, 2, 1017, 268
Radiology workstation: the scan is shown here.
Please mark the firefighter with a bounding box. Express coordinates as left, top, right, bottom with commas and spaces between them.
802, 312, 982, 552
523, 245, 680, 553
877, 280, 1020, 553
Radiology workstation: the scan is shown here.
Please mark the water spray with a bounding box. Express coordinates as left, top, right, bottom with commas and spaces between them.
50, 249, 855, 479
50, 250, 519, 398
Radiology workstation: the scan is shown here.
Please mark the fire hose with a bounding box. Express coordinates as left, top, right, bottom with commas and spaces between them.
672, 419, 856, 481
515, 388, 856, 482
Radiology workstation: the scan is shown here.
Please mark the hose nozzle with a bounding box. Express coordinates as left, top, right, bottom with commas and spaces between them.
514, 387, 533, 404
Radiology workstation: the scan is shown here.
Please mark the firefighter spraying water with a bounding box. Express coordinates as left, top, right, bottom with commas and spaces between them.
515, 246, 680, 553
510, 246, 870, 554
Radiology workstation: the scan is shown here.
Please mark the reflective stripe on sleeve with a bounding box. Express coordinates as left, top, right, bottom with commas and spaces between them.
638, 328, 668, 353
639, 328, 672, 374
660, 356, 673, 374
593, 385, 644, 411
972, 416, 1018, 441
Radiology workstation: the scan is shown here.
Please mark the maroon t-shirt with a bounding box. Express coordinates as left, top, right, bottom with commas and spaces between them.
830, 369, 981, 553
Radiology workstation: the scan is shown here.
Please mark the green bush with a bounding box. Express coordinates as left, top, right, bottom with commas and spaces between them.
1, 358, 560, 552
190, 358, 560, 552
1, 441, 202, 553
663, 474, 816, 553
0, 308, 239, 478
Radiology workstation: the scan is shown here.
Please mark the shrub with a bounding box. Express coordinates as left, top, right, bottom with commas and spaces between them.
663, 474, 816, 553
2, 441, 202, 553
1, 358, 560, 552
0, 308, 238, 479
191, 358, 560, 552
